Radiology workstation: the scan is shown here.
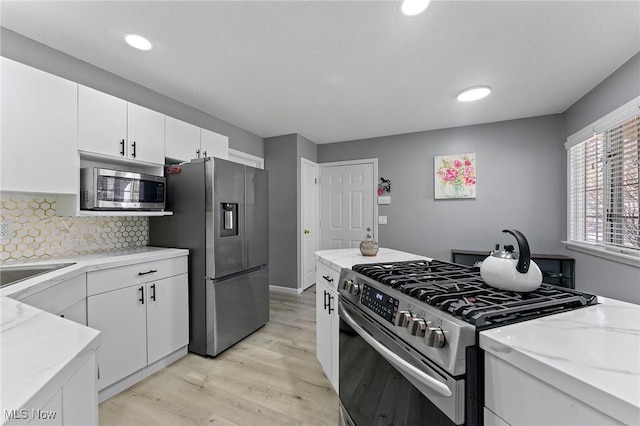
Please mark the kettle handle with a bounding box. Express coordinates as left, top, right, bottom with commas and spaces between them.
502, 229, 531, 274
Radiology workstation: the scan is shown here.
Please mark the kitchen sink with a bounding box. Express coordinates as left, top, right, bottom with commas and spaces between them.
0, 263, 76, 288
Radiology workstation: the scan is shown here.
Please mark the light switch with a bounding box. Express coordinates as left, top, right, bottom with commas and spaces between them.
378, 215, 388, 225
377, 196, 391, 205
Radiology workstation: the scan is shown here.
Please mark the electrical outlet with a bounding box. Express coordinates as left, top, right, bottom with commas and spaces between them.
0, 220, 12, 243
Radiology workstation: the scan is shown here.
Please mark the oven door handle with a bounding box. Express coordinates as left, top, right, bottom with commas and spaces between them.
339, 301, 453, 398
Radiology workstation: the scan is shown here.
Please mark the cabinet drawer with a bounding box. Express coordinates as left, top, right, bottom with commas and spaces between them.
87, 256, 187, 296
21, 273, 86, 315
316, 262, 340, 291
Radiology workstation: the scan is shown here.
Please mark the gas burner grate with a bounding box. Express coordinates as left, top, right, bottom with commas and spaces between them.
352, 259, 598, 328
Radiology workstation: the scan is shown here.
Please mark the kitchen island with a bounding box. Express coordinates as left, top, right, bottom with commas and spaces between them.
315, 247, 640, 426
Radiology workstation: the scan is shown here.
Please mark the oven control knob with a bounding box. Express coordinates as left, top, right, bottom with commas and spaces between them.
342, 280, 353, 291
348, 282, 361, 296
425, 327, 446, 348
409, 317, 426, 337
396, 311, 412, 327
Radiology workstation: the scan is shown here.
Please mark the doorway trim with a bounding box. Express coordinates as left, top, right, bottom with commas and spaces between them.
300, 157, 320, 291
318, 158, 379, 250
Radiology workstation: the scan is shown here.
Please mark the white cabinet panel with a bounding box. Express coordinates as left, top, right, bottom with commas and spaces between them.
146, 274, 189, 364
20, 274, 86, 316
62, 355, 98, 426
88, 285, 147, 390
78, 85, 128, 159
27, 389, 62, 426
200, 128, 228, 160
127, 103, 165, 164
315, 261, 339, 392
1, 57, 78, 194
78, 85, 164, 165
60, 299, 87, 326
165, 116, 201, 162
484, 353, 623, 426
87, 256, 187, 296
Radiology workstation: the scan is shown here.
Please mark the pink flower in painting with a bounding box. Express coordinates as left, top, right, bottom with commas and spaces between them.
464, 160, 472, 166
463, 166, 475, 178
453, 160, 462, 168
444, 168, 458, 181
465, 177, 476, 186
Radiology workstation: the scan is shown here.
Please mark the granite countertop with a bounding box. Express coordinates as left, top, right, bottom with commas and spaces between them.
0, 246, 189, 421
315, 247, 430, 271
480, 297, 640, 425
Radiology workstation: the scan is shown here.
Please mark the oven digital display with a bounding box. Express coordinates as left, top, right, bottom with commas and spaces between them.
360, 284, 399, 324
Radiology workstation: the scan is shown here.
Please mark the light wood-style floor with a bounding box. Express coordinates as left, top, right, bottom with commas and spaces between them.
99, 286, 339, 425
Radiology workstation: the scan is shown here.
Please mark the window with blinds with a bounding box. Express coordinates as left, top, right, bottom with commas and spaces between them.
567, 108, 639, 258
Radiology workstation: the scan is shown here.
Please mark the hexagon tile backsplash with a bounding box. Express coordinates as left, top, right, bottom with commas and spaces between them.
1, 194, 149, 263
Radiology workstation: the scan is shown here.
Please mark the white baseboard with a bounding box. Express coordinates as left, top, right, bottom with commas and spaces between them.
269, 285, 304, 295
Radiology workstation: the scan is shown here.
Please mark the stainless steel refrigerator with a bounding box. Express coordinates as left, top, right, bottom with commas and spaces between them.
149, 157, 269, 357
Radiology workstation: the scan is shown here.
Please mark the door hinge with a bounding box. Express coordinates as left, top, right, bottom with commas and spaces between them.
315, 178, 317, 184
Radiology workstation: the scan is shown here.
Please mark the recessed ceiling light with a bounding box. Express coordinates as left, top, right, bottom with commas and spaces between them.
400, 0, 431, 16
125, 34, 152, 51
457, 86, 492, 102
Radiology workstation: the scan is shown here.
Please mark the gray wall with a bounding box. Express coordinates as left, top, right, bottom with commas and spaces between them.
319, 115, 566, 263
561, 52, 640, 304
0, 28, 264, 157
264, 134, 318, 289
265, 135, 299, 288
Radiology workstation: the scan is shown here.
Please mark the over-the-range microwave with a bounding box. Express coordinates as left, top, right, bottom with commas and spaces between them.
80, 167, 166, 211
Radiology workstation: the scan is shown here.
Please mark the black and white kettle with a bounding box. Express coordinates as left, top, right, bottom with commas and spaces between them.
480, 229, 543, 292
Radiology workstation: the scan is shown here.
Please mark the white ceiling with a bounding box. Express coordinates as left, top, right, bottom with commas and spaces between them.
2, 1, 639, 144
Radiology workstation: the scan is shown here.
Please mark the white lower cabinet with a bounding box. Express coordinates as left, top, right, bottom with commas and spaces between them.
146, 275, 189, 365
315, 261, 339, 392
484, 352, 622, 426
18, 274, 87, 325
87, 256, 189, 395
88, 285, 148, 390
23, 354, 97, 426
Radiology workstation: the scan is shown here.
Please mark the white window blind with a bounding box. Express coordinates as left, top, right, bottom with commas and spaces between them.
567, 99, 640, 260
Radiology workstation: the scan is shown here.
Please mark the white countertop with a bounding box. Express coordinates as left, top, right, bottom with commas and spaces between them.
1, 246, 188, 300
315, 247, 430, 271
0, 246, 189, 421
1, 297, 100, 418
480, 297, 640, 425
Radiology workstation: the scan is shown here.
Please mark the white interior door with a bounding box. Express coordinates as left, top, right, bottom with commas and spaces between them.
301, 159, 318, 290
321, 161, 375, 249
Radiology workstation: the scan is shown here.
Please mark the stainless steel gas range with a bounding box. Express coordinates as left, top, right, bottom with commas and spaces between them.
337, 259, 597, 426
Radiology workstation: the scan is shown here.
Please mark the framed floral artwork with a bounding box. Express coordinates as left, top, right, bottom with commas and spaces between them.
434, 153, 476, 199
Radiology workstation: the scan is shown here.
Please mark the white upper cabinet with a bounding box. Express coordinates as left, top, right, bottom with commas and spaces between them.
200, 128, 229, 160
165, 116, 229, 162
1, 57, 78, 194
127, 103, 165, 164
78, 85, 165, 165
78, 85, 127, 159
165, 116, 201, 162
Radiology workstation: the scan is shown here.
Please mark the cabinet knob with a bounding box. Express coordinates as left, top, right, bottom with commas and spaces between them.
120, 139, 125, 156
131, 141, 137, 158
